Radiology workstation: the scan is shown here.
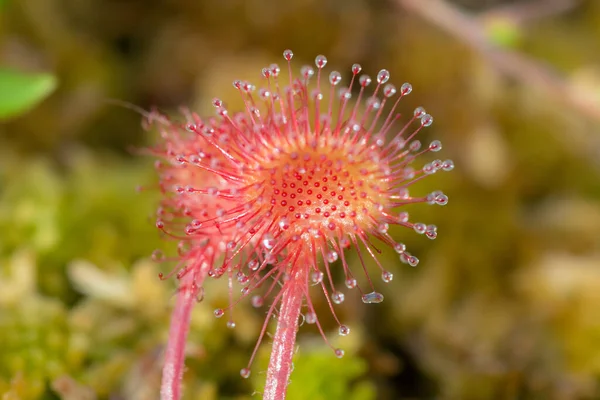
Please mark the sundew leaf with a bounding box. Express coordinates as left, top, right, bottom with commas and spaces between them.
0, 68, 57, 120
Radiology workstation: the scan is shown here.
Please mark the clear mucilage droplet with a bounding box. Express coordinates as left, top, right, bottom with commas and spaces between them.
421, 114, 434, 127
262, 233, 276, 249
311, 270, 324, 284
326, 250, 339, 263
413, 222, 427, 234
377, 69, 390, 84
305, 311, 317, 324
240, 368, 251, 379
251, 295, 264, 308
345, 278, 357, 289
278, 217, 290, 230
382, 271, 394, 283
401, 82, 412, 95
332, 291, 345, 304
329, 71, 342, 85
315, 55, 327, 68
362, 292, 384, 304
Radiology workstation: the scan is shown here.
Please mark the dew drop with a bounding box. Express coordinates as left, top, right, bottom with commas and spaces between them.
240, 368, 251, 379
305, 311, 317, 324
362, 291, 384, 304
214, 308, 224, 318
335, 348, 345, 358
227, 321, 236, 329
382, 271, 394, 283
351, 63, 362, 74
339, 325, 350, 336
332, 291, 345, 304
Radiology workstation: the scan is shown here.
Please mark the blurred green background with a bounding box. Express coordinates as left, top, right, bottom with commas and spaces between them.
1, 0, 600, 399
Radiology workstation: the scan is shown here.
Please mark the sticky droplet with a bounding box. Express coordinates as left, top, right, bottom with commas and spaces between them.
362, 292, 384, 304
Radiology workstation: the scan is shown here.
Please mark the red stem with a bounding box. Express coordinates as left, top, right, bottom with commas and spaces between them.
263, 271, 304, 400
160, 263, 208, 400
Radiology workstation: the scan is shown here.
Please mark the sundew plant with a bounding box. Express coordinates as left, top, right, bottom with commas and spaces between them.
147, 50, 453, 400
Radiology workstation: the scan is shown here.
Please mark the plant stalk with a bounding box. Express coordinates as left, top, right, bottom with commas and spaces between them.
160, 263, 208, 400
263, 271, 304, 400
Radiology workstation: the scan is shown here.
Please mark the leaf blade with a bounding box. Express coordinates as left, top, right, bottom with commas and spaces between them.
0, 69, 58, 120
